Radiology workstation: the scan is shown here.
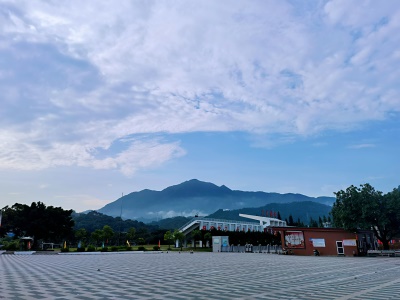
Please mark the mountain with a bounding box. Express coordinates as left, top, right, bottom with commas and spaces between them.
97, 179, 335, 222
148, 216, 192, 230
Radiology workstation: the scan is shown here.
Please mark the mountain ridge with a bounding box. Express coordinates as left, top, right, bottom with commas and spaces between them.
97, 179, 335, 222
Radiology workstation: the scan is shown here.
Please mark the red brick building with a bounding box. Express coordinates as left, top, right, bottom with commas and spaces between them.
272, 227, 373, 256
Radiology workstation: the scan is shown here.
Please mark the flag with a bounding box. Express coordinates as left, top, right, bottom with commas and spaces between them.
126, 240, 130, 247
102, 242, 104, 248
63, 241, 67, 249
78, 241, 82, 248
158, 240, 161, 248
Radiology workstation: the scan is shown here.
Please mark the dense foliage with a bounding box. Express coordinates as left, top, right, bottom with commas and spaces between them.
72, 211, 165, 246
331, 184, 400, 250
0, 202, 74, 248
73, 211, 157, 233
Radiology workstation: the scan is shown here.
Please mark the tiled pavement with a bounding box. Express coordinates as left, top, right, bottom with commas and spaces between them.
1, 252, 400, 299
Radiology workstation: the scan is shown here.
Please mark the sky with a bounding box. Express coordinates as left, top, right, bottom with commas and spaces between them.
1, 0, 399, 213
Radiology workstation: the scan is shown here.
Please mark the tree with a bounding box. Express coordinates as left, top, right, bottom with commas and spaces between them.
173, 229, 185, 251
75, 228, 88, 247
91, 229, 103, 249
102, 225, 114, 245
204, 232, 212, 247
277, 211, 282, 220
295, 217, 304, 227
331, 184, 400, 250
0, 202, 74, 248
309, 217, 318, 228
318, 216, 323, 228
191, 230, 202, 249
288, 215, 294, 226
126, 227, 136, 245
164, 230, 173, 250
136, 227, 150, 243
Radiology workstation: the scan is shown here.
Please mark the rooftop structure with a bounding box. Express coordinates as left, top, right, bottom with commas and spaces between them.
239, 214, 287, 228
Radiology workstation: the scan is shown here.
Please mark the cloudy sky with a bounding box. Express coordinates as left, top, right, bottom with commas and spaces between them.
1, 0, 399, 213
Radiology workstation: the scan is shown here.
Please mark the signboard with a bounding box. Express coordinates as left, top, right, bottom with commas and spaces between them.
284, 231, 305, 248
310, 238, 326, 247
213, 238, 220, 244
343, 239, 357, 246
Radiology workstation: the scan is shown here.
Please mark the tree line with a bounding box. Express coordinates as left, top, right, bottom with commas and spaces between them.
0, 203, 165, 250
285, 214, 332, 227
0, 202, 74, 249
2, 183, 399, 251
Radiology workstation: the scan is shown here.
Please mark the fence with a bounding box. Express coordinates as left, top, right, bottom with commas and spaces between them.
221, 244, 282, 253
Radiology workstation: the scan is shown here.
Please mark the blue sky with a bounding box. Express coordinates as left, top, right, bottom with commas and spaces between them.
1, 0, 399, 214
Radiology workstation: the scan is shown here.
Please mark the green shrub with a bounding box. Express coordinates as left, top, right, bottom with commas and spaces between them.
137, 246, 146, 251
3, 240, 19, 251
76, 247, 85, 252
61, 248, 70, 252
111, 246, 118, 252
87, 245, 96, 252
153, 246, 160, 251
126, 246, 132, 251
100, 246, 108, 252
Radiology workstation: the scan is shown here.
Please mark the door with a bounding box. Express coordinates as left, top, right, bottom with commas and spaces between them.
336, 241, 344, 255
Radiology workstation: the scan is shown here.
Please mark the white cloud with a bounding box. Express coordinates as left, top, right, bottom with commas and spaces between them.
0, 0, 399, 173
348, 143, 376, 149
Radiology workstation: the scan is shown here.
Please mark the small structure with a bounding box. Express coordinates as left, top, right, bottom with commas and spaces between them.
212, 236, 229, 252
19, 237, 34, 251
273, 227, 377, 256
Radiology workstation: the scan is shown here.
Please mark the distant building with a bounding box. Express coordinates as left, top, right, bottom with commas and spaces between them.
272, 227, 377, 256
178, 214, 288, 247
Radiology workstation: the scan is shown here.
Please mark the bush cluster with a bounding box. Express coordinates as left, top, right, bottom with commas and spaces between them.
87, 245, 96, 252
1, 240, 20, 251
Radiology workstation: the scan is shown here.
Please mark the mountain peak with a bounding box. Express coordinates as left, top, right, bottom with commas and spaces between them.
162, 179, 232, 197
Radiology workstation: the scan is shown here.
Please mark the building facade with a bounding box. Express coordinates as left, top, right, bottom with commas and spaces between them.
273, 227, 377, 256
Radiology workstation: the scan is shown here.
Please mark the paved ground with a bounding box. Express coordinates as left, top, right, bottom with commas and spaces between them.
1, 252, 400, 299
